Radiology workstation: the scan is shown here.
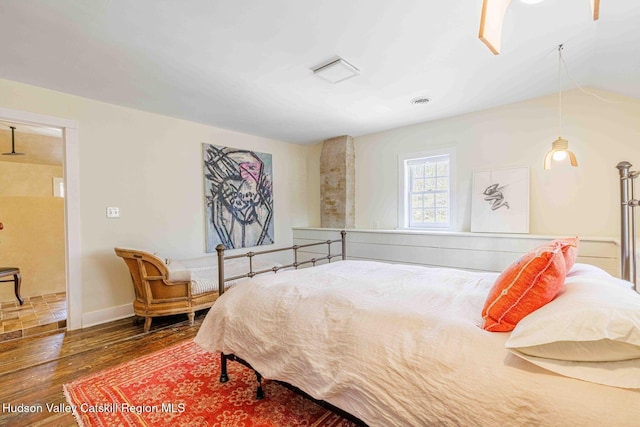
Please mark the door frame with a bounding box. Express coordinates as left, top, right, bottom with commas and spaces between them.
0, 106, 81, 330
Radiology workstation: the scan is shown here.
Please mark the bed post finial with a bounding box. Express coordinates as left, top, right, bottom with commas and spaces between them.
617, 161, 632, 171
216, 244, 225, 296
341, 230, 347, 260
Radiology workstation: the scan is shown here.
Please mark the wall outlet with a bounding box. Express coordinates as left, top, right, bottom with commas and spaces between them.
106, 207, 120, 218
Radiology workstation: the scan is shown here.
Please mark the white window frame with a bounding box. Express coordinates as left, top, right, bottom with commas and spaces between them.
398, 147, 456, 230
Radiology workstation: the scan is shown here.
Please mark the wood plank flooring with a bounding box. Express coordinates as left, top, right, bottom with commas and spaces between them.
0, 312, 205, 427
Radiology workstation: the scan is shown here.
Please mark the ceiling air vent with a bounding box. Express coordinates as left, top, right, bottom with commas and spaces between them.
410, 97, 432, 105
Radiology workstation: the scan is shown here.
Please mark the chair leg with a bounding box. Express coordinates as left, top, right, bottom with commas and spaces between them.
188, 312, 195, 325
143, 317, 152, 332
14, 272, 23, 305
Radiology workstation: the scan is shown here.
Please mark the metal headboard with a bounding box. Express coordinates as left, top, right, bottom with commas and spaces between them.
617, 161, 639, 291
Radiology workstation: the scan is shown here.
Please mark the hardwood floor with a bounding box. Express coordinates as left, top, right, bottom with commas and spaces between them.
0, 311, 206, 426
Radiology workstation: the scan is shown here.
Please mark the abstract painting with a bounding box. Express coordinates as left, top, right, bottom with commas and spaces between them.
203, 143, 274, 251
471, 166, 529, 233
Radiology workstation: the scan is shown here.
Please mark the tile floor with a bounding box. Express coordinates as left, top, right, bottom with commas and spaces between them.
0, 292, 66, 342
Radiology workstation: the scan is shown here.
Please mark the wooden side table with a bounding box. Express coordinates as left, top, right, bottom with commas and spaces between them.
0, 267, 23, 305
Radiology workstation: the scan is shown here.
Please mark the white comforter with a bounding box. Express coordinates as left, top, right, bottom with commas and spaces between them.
194, 260, 640, 426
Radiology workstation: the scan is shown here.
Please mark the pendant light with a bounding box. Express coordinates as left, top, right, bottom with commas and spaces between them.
2, 126, 25, 156
544, 45, 578, 170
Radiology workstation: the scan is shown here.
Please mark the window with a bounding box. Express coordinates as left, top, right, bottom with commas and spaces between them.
399, 148, 456, 229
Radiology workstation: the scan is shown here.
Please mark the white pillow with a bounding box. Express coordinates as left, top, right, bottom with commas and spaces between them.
506, 275, 640, 388
567, 262, 610, 278
507, 275, 640, 361
508, 352, 640, 389
566, 263, 634, 291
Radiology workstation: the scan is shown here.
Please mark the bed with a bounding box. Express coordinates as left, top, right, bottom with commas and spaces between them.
194, 164, 640, 426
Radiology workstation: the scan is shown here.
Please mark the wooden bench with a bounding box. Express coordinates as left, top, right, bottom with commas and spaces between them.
0, 267, 23, 305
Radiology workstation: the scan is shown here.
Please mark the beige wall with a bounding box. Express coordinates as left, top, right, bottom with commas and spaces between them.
346, 89, 640, 239
0, 162, 65, 301
0, 78, 314, 317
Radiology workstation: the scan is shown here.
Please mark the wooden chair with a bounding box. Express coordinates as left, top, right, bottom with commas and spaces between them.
114, 248, 219, 332
0, 267, 23, 305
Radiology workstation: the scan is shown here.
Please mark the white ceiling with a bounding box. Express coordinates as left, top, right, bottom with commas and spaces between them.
0, 0, 638, 144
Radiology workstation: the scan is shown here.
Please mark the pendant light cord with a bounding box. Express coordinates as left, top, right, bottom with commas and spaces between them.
556, 43, 617, 104
558, 44, 563, 138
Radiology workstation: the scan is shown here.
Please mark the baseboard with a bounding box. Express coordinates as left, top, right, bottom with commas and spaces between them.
82, 303, 134, 329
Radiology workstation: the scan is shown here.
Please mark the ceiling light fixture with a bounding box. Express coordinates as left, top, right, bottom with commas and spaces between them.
312, 58, 360, 84
2, 126, 25, 156
479, 0, 600, 55
544, 45, 577, 170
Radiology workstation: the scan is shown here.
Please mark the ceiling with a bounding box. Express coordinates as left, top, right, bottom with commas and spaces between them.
0, 0, 638, 144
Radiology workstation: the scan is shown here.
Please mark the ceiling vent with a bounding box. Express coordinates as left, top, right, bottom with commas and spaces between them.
411, 97, 432, 105
312, 58, 360, 84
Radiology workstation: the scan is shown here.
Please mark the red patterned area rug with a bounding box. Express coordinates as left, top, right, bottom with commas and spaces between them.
64, 340, 356, 427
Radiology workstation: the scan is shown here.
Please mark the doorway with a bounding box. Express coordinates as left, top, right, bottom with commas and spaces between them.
0, 107, 80, 332
0, 121, 66, 340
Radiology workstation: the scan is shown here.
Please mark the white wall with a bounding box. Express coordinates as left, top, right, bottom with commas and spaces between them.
351, 89, 640, 239
0, 78, 314, 320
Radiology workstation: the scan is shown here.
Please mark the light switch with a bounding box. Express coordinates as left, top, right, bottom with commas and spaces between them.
106, 207, 120, 218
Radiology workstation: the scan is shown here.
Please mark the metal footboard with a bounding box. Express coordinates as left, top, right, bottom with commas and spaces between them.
215, 230, 346, 297
215, 230, 349, 409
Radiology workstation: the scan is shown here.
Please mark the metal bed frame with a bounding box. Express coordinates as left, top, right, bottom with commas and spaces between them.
617, 161, 639, 291
215, 230, 347, 297
212, 231, 367, 425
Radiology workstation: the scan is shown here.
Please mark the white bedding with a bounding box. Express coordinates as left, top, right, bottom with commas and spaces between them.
194, 260, 640, 426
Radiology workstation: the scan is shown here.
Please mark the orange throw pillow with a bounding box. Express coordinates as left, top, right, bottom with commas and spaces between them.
549, 236, 579, 271
482, 240, 571, 332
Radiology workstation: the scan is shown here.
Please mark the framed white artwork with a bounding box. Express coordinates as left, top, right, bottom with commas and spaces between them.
471, 167, 529, 233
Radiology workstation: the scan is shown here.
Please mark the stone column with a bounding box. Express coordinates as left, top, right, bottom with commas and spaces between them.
320, 135, 355, 228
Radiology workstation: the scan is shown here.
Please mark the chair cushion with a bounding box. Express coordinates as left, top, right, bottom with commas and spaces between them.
167, 256, 281, 295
